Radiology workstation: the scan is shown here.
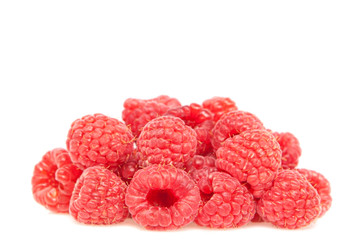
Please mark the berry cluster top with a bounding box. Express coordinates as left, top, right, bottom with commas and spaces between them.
31, 95, 332, 231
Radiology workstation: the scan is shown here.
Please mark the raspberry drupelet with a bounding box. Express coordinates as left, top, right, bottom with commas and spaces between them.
32, 148, 82, 213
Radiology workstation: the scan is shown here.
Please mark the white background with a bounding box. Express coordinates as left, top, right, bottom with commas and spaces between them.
0, 1, 359, 239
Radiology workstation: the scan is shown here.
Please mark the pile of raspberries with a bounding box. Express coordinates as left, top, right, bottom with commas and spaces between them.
32, 96, 332, 230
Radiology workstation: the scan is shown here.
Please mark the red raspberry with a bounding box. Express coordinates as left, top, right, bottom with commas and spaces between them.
216, 129, 282, 198
211, 110, 264, 151
137, 116, 197, 166
296, 169, 332, 217
257, 170, 321, 229
69, 166, 128, 224
185, 155, 216, 173
32, 148, 82, 213
195, 171, 256, 228
66, 113, 134, 171
202, 97, 238, 122
125, 164, 201, 230
122, 96, 181, 137
273, 132, 301, 169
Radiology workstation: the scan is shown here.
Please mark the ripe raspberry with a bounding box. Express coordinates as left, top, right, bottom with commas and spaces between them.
66, 113, 134, 171
202, 97, 238, 122
137, 116, 197, 166
273, 132, 301, 169
257, 170, 321, 229
122, 96, 181, 137
194, 120, 215, 155
194, 171, 256, 228
216, 129, 282, 198
69, 166, 128, 224
32, 148, 82, 213
296, 169, 332, 217
125, 164, 201, 230
211, 110, 264, 151
185, 155, 216, 173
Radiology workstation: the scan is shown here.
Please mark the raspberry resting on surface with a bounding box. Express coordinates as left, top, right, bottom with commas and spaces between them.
137, 116, 197, 166
125, 164, 201, 230
194, 171, 256, 228
32, 148, 82, 213
273, 132, 301, 169
69, 166, 128, 225
216, 129, 282, 198
211, 110, 265, 151
296, 168, 332, 217
257, 170, 321, 229
66, 113, 134, 171
31, 95, 332, 230
202, 97, 238, 122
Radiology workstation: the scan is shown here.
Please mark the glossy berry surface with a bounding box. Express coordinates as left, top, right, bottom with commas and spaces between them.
257, 170, 321, 229
32, 148, 82, 213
